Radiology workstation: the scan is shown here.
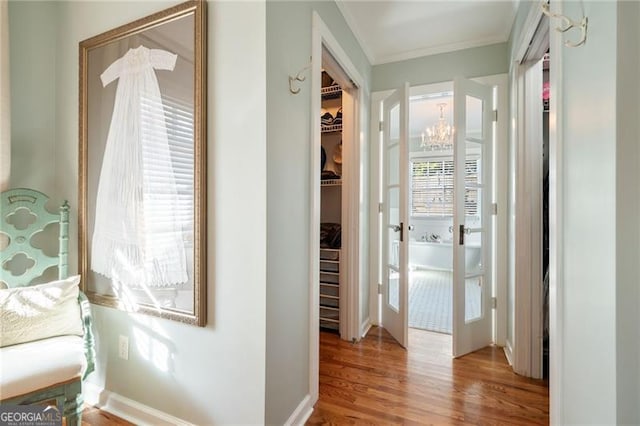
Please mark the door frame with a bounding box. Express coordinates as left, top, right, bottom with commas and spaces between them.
510, 2, 565, 424
369, 75, 508, 347
509, 1, 549, 380
308, 10, 368, 409
548, 3, 564, 423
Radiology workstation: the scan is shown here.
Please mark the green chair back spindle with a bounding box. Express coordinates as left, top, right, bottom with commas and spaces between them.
0, 188, 69, 287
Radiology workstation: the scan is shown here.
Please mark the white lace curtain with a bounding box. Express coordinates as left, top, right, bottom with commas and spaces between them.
0, 0, 10, 191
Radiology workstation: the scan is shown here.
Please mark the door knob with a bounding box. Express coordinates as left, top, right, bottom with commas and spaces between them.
391, 223, 404, 242
458, 225, 472, 244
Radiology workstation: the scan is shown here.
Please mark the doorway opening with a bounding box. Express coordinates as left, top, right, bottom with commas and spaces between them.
307, 11, 368, 414
373, 76, 505, 357
406, 86, 458, 335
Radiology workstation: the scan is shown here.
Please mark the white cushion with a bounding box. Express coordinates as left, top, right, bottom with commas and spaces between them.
0, 276, 83, 347
0, 335, 87, 400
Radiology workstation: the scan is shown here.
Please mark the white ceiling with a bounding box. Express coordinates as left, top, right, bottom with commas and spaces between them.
336, 0, 520, 65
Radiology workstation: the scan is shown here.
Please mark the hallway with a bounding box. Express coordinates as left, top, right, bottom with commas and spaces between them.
307, 327, 548, 424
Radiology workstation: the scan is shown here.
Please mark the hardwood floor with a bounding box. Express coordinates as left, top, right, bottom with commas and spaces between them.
78, 328, 548, 425
79, 406, 133, 426
307, 327, 549, 425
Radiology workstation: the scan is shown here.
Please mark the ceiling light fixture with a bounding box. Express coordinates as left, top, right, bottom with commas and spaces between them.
421, 103, 454, 150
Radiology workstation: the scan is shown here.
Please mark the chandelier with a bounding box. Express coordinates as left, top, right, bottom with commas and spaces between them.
421, 103, 454, 150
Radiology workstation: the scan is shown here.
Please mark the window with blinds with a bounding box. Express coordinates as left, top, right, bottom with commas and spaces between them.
163, 94, 195, 241
411, 158, 479, 217
140, 93, 194, 248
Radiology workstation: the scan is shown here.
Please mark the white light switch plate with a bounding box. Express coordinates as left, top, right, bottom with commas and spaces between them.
118, 335, 129, 360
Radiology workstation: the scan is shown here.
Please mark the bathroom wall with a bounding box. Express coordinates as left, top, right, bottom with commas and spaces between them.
409, 216, 480, 246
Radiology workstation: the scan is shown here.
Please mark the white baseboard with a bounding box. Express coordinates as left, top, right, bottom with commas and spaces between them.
504, 340, 514, 366
284, 394, 314, 426
83, 382, 193, 426
360, 318, 372, 338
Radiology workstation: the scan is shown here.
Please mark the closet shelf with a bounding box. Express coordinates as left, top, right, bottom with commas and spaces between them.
321, 179, 342, 186
321, 123, 342, 133
321, 84, 342, 99
320, 294, 339, 300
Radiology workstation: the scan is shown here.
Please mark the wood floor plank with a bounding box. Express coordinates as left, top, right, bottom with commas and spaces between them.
307, 327, 549, 425
80, 406, 134, 426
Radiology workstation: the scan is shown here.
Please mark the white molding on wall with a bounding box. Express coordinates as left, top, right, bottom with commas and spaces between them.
83, 383, 193, 426
375, 36, 508, 66
504, 340, 514, 366
360, 317, 372, 338
284, 394, 314, 426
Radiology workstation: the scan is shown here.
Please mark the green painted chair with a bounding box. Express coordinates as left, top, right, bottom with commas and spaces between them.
0, 188, 95, 426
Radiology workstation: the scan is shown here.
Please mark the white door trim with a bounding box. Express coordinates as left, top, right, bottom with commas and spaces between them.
472, 74, 509, 347
309, 10, 367, 406
548, 2, 564, 423
513, 60, 544, 379
509, 1, 549, 381
369, 90, 393, 327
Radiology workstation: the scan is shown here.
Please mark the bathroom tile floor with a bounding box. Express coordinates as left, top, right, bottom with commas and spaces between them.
408, 270, 481, 333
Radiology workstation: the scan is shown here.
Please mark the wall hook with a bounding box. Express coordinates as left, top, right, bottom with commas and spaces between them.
289, 63, 311, 95
541, 1, 588, 48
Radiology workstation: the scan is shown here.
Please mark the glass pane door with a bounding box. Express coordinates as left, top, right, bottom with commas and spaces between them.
381, 83, 409, 348
453, 78, 493, 357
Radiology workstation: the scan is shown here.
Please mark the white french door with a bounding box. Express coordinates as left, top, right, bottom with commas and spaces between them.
380, 83, 409, 348
452, 77, 494, 357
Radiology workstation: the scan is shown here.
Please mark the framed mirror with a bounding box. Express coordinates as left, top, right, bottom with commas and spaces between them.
79, 0, 207, 326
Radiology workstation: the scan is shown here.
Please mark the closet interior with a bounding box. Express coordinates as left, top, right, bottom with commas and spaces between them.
319, 70, 343, 334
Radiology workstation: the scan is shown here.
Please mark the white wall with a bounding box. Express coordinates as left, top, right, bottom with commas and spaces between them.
615, 2, 640, 423
549, 1, 640, 423
555, 2, 617, 422
11, 1, 267, 424
8, 1, 57, 197
265, 1, 371, 423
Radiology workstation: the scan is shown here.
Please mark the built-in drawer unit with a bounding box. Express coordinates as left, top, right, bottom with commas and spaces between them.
319, 248, 341, 333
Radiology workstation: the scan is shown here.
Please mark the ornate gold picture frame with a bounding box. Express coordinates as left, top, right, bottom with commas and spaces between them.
79, 1, 207, 326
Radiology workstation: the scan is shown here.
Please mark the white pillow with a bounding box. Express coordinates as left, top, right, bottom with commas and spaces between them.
0, 275, 84, 347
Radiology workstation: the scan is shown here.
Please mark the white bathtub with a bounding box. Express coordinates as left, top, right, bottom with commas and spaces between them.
408, 240, 482, 273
